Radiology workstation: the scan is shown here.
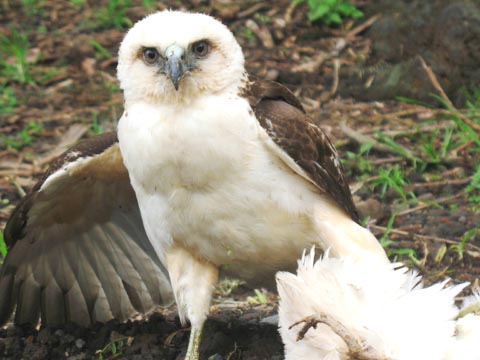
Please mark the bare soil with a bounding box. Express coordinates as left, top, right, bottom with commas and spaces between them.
1, 1, 479, 359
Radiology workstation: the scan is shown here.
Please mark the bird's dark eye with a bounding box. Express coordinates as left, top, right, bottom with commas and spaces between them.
142, 47, 159, 64
192, 40, 210, 58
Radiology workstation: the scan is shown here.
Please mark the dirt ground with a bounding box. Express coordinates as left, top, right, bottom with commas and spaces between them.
1, 1, 479, 359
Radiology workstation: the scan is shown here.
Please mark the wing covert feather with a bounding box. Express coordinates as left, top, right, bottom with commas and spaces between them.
243, 79, 359, 222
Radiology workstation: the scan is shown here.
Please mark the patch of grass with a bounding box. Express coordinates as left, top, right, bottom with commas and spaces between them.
247, 288, 269, 305
1, 121, 43, 150
376, 132, 423, 168
89, 40, 112, 59
95, 337, 131, 360
342, 142, 373, 177
216, 278, 245, 297
95, 0, 132, 29
295, 0, 363, 25
430, 95, 480, 147
0, 84, 18, 113
254, 13, 271, 24
243, 27, 255, 41
419, 126, 455, 164
451, 229, 480, 260
462, 86, 480, 113
370, 165, 415, 202
466, 166, 480, 204
21, 0, 46, 16
37, 24, 47, 34
379, 212, 396, 250
0, 232, 7, 259
380, 213, 419, 261
36, 66, 62, 85
90, 111, 104, 135
0, 28, 35, 84
141, 0, 158, 12
69, 0, 86, 7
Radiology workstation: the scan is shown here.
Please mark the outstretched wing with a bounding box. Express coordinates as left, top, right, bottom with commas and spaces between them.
242, 78, 359, 223
0, 132, 173, 327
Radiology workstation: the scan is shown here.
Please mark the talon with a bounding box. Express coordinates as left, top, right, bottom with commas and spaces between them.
289, 315, 322, 341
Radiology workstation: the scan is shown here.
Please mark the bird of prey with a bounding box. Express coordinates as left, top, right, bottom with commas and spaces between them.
277, 248, 480, 360
0, 10, 388, 360
116, 10, 388, 359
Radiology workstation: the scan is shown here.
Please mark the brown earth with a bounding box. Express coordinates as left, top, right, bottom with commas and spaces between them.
1, 1, 479, 359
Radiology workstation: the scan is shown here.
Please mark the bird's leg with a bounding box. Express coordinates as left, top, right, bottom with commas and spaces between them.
185, 324, 203, 360
290, 314, 390, 360
289, 314, 321, 341
166, 247, 219, 360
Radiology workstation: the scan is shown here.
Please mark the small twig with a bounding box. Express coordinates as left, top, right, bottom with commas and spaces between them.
225, 343, 241, 360
292, 52, 327, 73
164, 327, 190, 347
397, 224, 423, 232
245, 19, 274, 49
237, 2, 268, 18
450, 139, 474, 157
419, 56, 480, 132
284, 0, 298, 23
371, 225, 480, 252
346, 15, 380, 38
9, 177, 26, 198
405, 177, 472, 191
396, 193, 464, 217
329, 59, 340, 96
418, 57, 451, 106
370, 157, 404, 165
339, 121, 395, 154
38, 124, 88, 166
367, 107, 436, 123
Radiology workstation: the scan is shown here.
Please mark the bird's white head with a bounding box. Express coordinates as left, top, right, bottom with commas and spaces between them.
117, 10, 246, 105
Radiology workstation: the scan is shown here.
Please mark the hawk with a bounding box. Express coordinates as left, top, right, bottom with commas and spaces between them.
1, 10, 388, 359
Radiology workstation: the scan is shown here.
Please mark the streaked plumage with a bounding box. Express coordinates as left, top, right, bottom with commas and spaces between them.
277, 248, 480, 360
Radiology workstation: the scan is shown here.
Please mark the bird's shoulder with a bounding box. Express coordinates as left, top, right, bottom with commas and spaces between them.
240, 76, 359, 222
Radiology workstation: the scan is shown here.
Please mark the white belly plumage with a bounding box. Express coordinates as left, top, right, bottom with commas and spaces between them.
118, 95, 326, 285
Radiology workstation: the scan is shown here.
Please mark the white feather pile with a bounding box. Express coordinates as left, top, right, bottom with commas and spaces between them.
276, 248, 480, 360
444, 289, 480, 360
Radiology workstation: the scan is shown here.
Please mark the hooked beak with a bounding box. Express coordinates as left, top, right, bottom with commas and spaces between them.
164, 44, 185, 91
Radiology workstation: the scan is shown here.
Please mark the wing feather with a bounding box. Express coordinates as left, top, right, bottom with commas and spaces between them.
243, 78, 359, 222
0, 132, 173, 326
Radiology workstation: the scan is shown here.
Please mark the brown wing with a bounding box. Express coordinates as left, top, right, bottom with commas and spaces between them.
242, 78, 359, 223
0, 132, 173, 327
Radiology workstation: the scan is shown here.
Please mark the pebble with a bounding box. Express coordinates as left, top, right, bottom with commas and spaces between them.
260, 314, 279, 325
36, 328, 50, 345
75, 338, 86, 349
67, 353, 87, 360
206, 355, 223, 360
6, 325, 20, 337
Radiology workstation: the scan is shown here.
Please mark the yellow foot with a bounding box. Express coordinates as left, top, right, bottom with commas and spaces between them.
185, 325, 203, 360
